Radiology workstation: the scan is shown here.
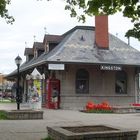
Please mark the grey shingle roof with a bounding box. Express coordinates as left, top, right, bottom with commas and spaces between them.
24, 48, 33, 56
43, 34, 63, 44
32, 26, 140, 66
33, 42, 44, 50
8, 26, 140, 76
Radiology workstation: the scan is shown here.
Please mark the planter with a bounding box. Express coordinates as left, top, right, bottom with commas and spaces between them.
6, 109, 43, 120
47, 125, 138, 140
112, 106, 140, 113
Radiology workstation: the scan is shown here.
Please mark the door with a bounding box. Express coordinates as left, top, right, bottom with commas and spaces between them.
46, 78, 60, 109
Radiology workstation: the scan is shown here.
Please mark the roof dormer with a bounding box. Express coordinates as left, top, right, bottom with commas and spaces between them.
33, 42, 44, 58
24, 48, 34, 62
43, 34, 63, 53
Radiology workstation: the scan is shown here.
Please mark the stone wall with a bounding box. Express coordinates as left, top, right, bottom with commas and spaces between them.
6, 110, 43, 120
57, 64, 136, 110
47, 125, 138, 140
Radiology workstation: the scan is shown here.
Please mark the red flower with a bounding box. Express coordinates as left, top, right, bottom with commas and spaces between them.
86, 101, 112, 111
132, 103, 140, 106
86, 101, 94, 110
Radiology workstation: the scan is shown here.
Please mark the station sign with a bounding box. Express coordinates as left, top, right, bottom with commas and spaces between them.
100, 65, 122, 71
48, 64, 65, 70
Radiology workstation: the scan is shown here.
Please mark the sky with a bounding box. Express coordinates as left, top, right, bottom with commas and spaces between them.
0, 0, 140, 74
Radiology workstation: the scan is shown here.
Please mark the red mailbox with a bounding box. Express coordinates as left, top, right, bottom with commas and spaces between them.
46, 78, 60, 109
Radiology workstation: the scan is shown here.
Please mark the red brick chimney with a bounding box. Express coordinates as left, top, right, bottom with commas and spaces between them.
95, 16, 109, 49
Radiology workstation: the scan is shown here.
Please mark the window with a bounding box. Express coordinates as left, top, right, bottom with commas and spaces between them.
76, 69, 89, 93
38, 50, 44, 57
115, 71, 127, 94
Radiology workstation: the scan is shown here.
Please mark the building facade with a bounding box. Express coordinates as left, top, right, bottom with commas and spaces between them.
8, 16, 140, 109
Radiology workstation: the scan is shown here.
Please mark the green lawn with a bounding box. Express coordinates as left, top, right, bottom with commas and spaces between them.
0, 110, 7, 120
0, 99, 15, 120
41, 137, 53, 140
0, 99, 15, 103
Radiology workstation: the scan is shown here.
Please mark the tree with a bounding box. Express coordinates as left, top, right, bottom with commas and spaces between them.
0, 0, 14, 24
48, 0, 140, 41
1, 0, 140, 40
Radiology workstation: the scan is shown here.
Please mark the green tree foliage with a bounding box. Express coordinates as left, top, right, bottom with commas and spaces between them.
0, 0, 14, 24
1, 0, 140, 40
48, 0, 140, 40
126, 22, 140, 40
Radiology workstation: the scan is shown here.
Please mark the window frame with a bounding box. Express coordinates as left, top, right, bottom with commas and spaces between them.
115, 71, 127, 94
75, 69, 89, 94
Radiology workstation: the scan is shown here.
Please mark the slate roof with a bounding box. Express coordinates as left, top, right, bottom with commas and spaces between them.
8, 26, 140, 76
33, 42, 44, 50
24, 48, 33, 56
44, 27, 140, 66
43, 34, 63, 44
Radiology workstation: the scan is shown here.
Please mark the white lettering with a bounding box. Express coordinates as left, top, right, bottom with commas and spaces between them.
100, 65, 122, 71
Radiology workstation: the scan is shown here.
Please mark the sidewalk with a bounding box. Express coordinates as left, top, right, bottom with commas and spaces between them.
0, 103, 140, 140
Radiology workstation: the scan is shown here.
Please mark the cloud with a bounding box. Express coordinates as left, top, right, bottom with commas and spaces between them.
0, 0, 139, 74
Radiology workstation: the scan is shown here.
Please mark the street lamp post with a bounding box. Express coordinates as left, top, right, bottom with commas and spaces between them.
15, 55, 22, 110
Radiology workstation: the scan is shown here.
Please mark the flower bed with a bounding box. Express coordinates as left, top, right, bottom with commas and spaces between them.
47, 125, 138, 140
131, 103, 140, 107
85, 101, 113, 113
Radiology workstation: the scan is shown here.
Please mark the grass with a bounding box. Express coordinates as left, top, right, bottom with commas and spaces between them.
84, 109, 114, 113
41, 136, 53, 140
0, 110, 7, 120
0, 99, 16, 103
0, 99, 15, 120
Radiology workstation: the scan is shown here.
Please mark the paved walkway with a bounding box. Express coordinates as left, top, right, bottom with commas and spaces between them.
0, 103, 140, 140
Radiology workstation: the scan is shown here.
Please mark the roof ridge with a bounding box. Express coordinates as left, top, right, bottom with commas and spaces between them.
63, 26, 95, 36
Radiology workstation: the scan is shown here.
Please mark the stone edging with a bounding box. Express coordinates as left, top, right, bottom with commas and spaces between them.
5, 110, 43, 120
